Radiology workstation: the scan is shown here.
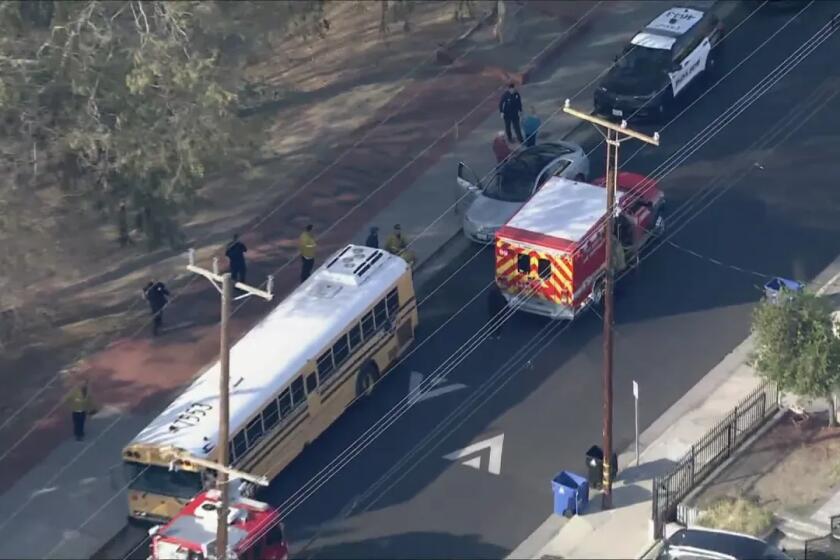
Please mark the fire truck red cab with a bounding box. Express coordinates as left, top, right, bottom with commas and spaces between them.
495, 172, 664, 320
148, 487, 287, 560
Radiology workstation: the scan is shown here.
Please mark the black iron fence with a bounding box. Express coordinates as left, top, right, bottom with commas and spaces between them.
651, 382, 779, 538
804, 514, 840, 560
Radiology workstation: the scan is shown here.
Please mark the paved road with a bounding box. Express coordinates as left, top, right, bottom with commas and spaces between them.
97, 4, 840, 559
263, 4, 840, 559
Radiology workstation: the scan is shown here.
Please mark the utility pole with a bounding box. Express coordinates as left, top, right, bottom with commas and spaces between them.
186, 249, 274, 560
561, 100, 659, 509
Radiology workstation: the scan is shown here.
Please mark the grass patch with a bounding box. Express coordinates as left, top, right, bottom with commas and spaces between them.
697, 497, 775, 537
829, 461, 840, 487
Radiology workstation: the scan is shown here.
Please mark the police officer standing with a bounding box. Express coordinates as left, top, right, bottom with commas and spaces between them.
299, 224, 317, 283
499, 82, 524, 144
143, 279, 170, 336
365, 226, 380, 249
225, 233, 248, 283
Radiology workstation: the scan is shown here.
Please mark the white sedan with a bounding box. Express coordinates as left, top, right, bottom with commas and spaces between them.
455, 142, 590, 243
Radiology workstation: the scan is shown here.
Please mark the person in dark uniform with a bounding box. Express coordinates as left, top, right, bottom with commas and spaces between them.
225, 233, 248, 283
487, 283, 509, 339
365, 226, 380, 249
499, 82, 524, 144
143, 280, 170, 336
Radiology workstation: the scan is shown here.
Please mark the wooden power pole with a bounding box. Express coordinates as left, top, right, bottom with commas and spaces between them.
186, 249, 274, 559
561, 100, 659, 509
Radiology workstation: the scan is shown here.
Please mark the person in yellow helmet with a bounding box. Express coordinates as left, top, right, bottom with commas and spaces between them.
299, 224, 317, 283
385, 224, 415, 267
67, 379, 97, 441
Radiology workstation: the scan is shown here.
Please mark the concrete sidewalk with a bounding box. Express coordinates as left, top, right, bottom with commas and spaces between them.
508, 253, 840, 560
0, 2, 678, 558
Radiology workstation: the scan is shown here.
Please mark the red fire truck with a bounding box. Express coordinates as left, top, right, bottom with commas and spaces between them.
148, 486, 287, 560
495, 172, 665, 320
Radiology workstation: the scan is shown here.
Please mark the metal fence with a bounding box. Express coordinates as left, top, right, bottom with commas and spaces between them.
804, 514, 840, 560
651, 382, 779, 538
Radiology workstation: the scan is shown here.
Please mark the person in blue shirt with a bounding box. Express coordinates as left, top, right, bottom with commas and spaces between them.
522, 106, 541, 147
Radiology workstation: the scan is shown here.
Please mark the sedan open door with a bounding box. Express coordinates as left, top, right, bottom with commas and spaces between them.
456, 161, 482, 215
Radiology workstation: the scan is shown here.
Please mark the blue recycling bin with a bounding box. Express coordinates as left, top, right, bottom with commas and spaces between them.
764, 277, 803, 305
551, 470, 589, 518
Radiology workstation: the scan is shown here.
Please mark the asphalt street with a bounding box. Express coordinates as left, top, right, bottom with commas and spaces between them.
262, 4, 840, 559
97, 3, 840, 559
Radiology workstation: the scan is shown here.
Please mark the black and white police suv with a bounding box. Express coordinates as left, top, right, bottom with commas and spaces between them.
594, 6, 723, 121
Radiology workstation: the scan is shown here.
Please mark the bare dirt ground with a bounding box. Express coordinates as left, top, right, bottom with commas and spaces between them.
693, 410, 840, 519
0, 0, 608, 488
0, 2, 488, 340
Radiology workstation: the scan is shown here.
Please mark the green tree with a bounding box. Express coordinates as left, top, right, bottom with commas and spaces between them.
751, 290, 840, 426
0, 1, 337, 249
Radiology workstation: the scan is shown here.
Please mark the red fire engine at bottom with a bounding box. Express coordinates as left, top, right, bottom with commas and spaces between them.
147, 484, 287, 560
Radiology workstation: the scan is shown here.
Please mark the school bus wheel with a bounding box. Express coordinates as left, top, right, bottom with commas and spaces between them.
356, 361, 380, 398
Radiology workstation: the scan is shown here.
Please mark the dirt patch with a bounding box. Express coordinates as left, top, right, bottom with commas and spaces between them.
693, 411, 840, 518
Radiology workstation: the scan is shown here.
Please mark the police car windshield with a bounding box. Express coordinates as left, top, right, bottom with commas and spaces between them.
484, 158, 540, 202
617, 44, 671, 71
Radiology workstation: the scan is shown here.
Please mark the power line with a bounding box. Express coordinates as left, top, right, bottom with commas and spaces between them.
0, 0, 591, 439
24, 1, 828, 552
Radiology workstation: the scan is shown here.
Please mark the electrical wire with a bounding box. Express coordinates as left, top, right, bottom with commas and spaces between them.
47, 2, 837, 554
247, 10, 840, 546
0, 0, 590, 438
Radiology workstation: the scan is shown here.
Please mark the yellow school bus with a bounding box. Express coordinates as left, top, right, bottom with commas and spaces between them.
122, 244, 418, 523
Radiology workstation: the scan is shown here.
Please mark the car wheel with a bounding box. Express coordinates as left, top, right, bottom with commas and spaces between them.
575, 173, 585, 182
658, 89, 674, 120
703, 55, 717, 86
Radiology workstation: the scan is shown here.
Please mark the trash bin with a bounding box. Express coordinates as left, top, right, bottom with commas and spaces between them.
764, 277, 803, 305
585, 445, 618, 490
551, 470, 589, 518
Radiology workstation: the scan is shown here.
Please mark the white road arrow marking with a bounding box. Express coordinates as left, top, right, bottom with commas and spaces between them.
408, 371, 467, 404
443, 433, 504, 475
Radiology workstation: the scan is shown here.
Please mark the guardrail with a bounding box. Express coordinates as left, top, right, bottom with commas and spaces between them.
651, 382, 779, 538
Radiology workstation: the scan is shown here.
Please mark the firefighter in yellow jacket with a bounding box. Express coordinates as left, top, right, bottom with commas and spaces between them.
68, 379, 97, 441
299, 224, 317, 283
385, 224, 416, 268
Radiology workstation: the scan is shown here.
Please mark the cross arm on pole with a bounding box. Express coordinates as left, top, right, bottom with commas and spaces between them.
162, 447, 269, 487
562, 99, 660, 146
187, 248, 274, 301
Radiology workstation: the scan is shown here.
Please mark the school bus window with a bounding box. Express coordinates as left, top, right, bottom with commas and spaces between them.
517, 253, 531, 274
373, 299, 388, 328
277, 389, 292, 418
348, 323, 362, 350
361, 311, 375, 338
386, 288, 399, 317
290, 377, 305, 408
262, 399, 280, 432
306, 372, 318, 394
538, 258, 551, 280
233, 431, 247, 458
332, 335, 350, 367
246, 416, 263, 447
317, 351, 334, 381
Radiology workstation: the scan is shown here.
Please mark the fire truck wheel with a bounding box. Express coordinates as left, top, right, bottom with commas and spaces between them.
356, 361, 380, 398
652, 210, 665, 237
591, 277, 605, 308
